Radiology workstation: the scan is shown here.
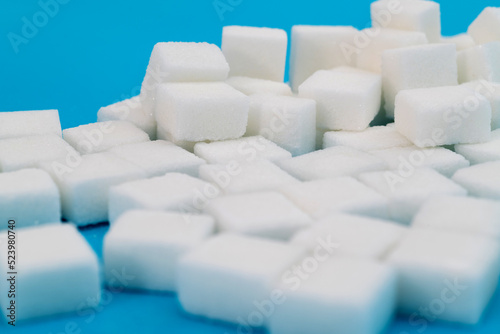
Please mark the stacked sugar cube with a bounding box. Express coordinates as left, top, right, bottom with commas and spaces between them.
1, 1, 500, 333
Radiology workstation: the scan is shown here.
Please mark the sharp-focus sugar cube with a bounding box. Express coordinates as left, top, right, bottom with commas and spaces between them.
108, 140, 205, 178
386, 229, 500, 324
441, 34, 475, 51
412, 196, 500, 239
276, 146, 387, 181
461, 80, 500, 130
323, 125, 413, 151
468, 7, 500, 45
97, 96, 157, 139
0, 134, 80, 172
199, 160, 298, 195
108, 173, 216, 223
455, 129, 500, 164
222, 26, 287, 82
0, 169, 60, 230
452, 161, 500, 200
291, 213, 406, 259
63, 121, 150, 155
246, 95, 316, 156
205, 191, 312, 240
457, 42, 500, 83
226, 76, 292, 96
370, 146, 470, 177
39, 152, 146, 225
104, 210, 214, 292
382, 44, 458, 117
395, 86, 492, 147
0, 224, 100, 322
359, 168, 467, 224
177, 233, 307, 326
269, 258, 397, 334
289, 25, 358, 92
298, 67, 381, 131
194, 136, 291, 164
356, 28, 428, 73
0, 109, 62, 139
280, 177, 389, 219
371, 0, 441, 43
155, 82, 249, 142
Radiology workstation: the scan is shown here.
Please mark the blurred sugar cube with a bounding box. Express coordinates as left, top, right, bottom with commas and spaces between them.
468, 7, 500, 45
226, 76, 292, 96
455, 129, 500, 164
452, 161, 500, 200
458, 41, 500, 83
441, 33, 475, 51
0, 109, 62, 139
461, 80, 500, 130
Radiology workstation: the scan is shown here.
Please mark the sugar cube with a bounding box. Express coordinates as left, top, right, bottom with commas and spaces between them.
455, 129, 500, 164
156, 123, 202, 152
461, 80, 500, 130
441, 33, 475, 51
468, 7, 500, 45
457, 42, 500, 83
226, 76, 292, 96
0, 109, 61, 139
452, 161, 500, 200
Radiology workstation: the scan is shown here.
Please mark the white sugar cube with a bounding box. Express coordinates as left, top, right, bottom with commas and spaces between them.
359, 168, 467, 224
97, 96, 157, 139
194, 136, 291, 164
269, 258, 397, 334
457, 42, 500, 83
199, 160, 298, 195
387, 229, 500, 324
455, 129, 500, 164
371, 0, 441, 43
280, 177, 389, 219
323, 126, 413, 151
382, 44, 458, 117
63, 121, 150, 155
0, 169, 60, 230
0, 134, 80, 172
452, 161, 500, 200
108, 140, 205, 177
226, 76, 292, 96
289, 25, 358, 92
39, 152, 146, 225
395, 86, 492, 147
276, 146, 387, 181
370, 146, 470, 177
441, 34, 475, 51
412, 196, 500, 239
108, 173, 216, 223
205, 191, 312, 240
156, 123, 202, 152
298, 67, 381, 131
0, 224, 100, 322
461, 80, 500, 130
468, 7, 500, 45
155, 82, 249, 142
177, 233, 307, 326
222, 26, 287, 82
104, 210, 214, 292
291, 213, 407, 260
0, 109, 61, 139
246, 95, 316, 156
356, 28, 428, 73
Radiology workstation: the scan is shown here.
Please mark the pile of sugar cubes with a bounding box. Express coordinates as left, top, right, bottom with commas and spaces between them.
2, 1, 500, 333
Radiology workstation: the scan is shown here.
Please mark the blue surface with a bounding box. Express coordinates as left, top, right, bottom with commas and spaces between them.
1, 0, 500, 333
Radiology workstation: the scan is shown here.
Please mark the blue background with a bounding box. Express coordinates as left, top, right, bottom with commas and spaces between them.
1, 0, 499, 333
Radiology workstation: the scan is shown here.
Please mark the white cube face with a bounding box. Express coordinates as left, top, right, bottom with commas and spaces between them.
222, 26, 288, 82
247, 95, 317, 156
155, 82, 250, 142
205, 191, 312, 240
0, 110, 62, 140
455, 129, 500, 165
0, 224, 101, 322
193, 136, 292, 164
359, 168, 467, 224
63, 121, 150, 155
394, 86, 492, 147
452, 161, 500, 200
461, 80, 500, 130
299, 67, 381, 131
386, 229, 500, 325
468, 7, 500, 45
279, 177, 389, 220
226, 76, 292, 96
177, 234, 307, 326
382, 43, 458, 117
104, 210, 214, 292
276, 146, 387, 181
458, 42, 500, 83
441, 33, 475, 51
289, 25, 358, 92
108, 140, 206, 178
0, 169, 60, 230
269, 258, 397, 334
